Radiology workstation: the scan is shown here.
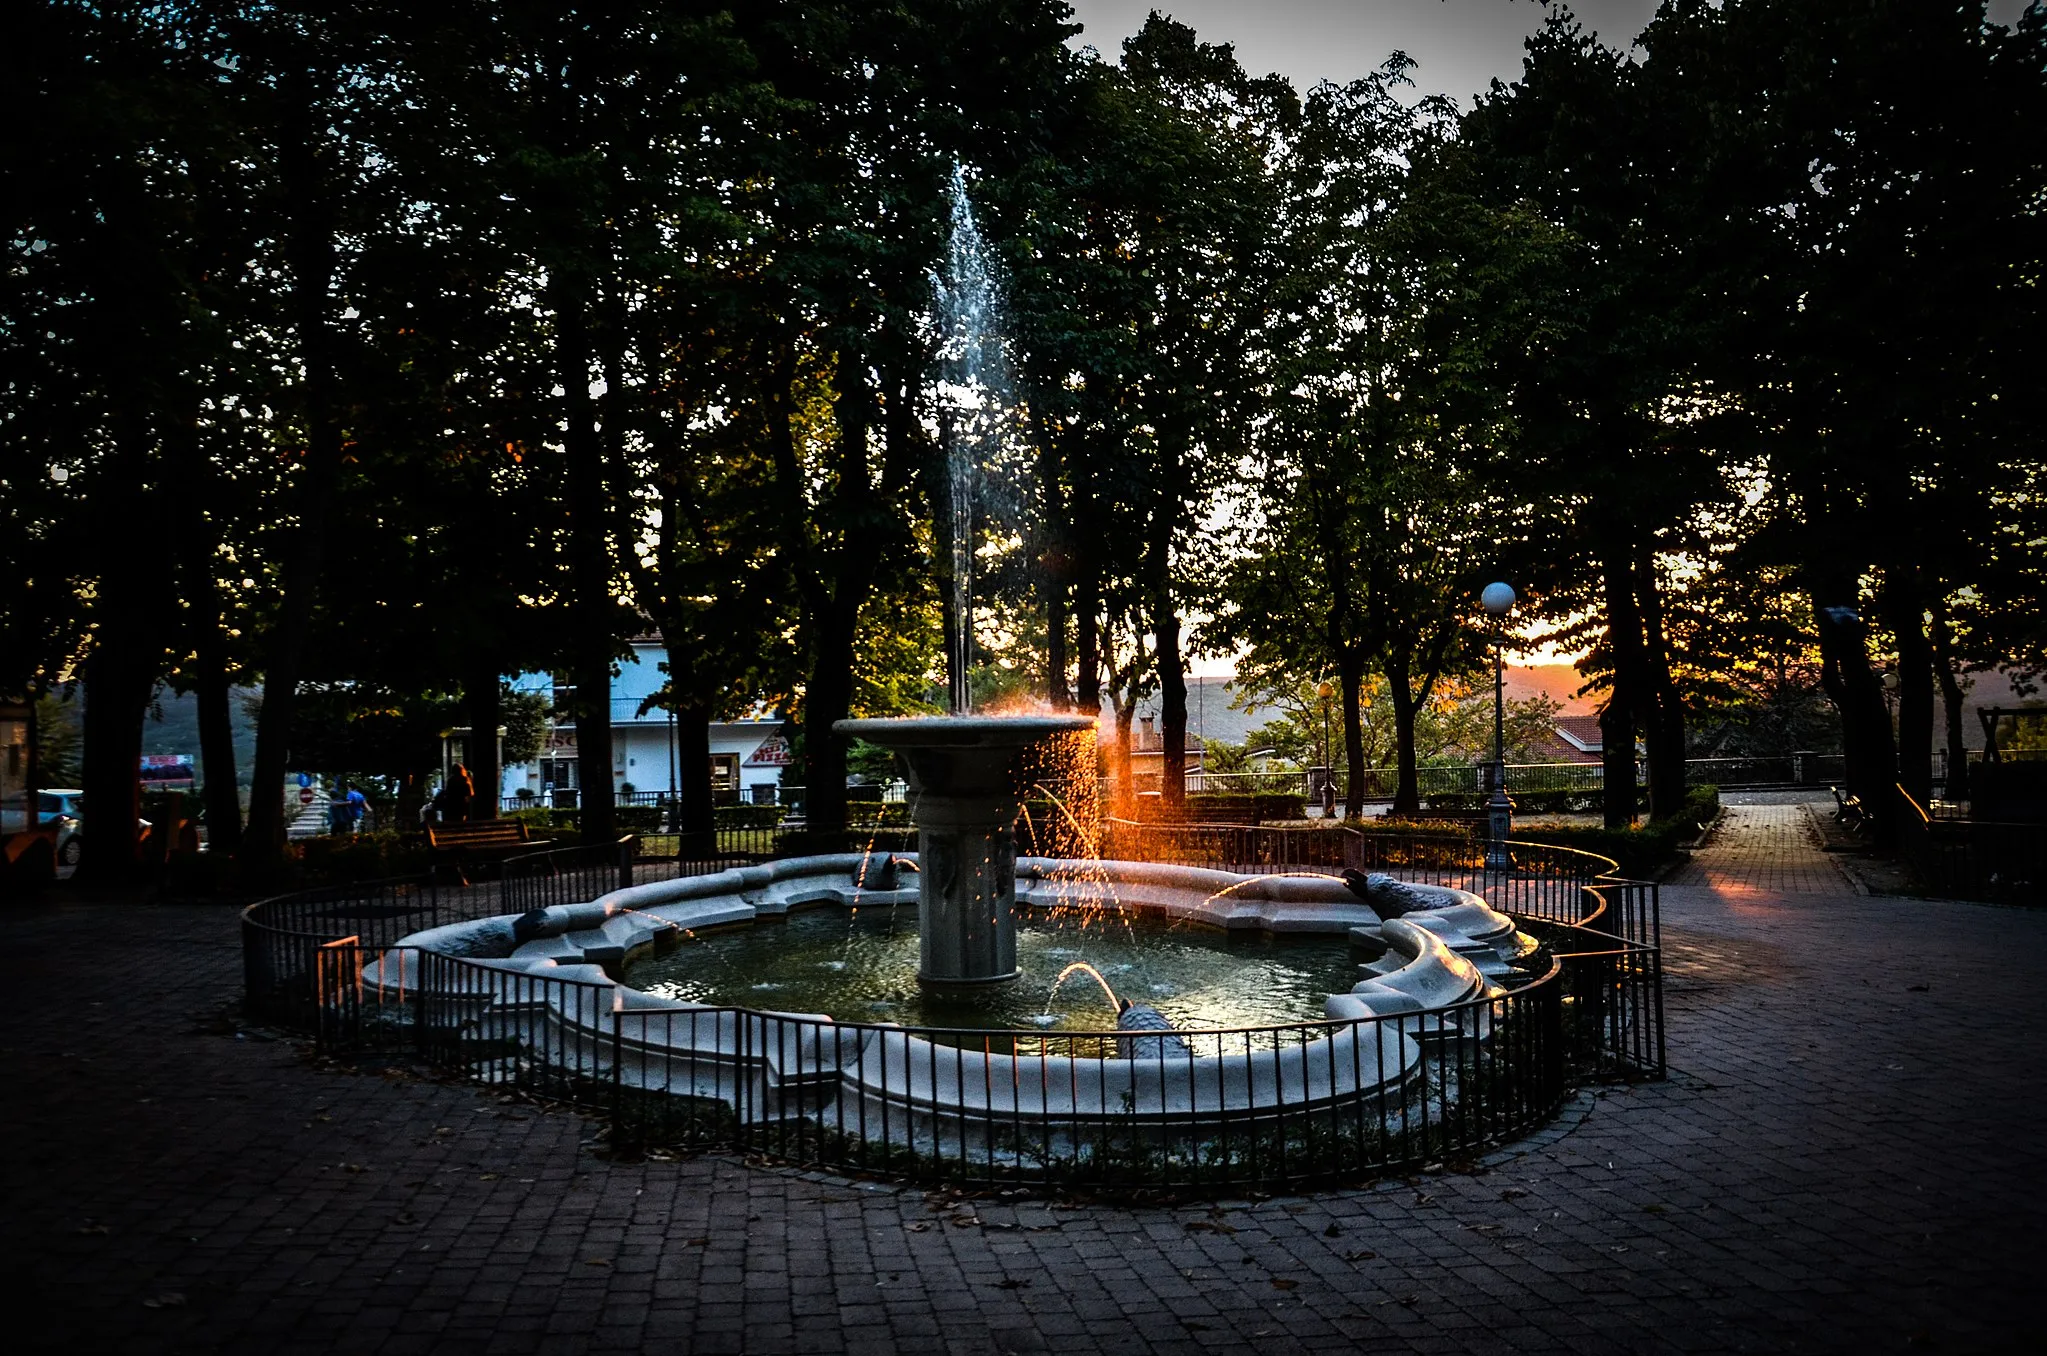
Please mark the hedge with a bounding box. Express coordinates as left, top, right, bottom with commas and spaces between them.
1512, 785, 1721, 879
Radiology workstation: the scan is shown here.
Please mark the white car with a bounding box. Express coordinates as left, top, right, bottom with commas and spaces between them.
39, 789, 84, 866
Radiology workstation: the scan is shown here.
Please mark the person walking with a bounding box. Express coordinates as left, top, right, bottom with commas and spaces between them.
447, 764, 476, 824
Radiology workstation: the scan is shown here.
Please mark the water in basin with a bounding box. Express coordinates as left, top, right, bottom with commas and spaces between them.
625, 904, 1362, 1033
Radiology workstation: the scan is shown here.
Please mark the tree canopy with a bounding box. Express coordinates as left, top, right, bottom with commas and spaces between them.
7, 0, 2042, 875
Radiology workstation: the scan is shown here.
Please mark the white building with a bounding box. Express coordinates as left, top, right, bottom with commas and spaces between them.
498, 638, 788, 809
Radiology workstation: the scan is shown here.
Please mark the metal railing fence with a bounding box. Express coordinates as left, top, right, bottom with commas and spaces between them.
242, 838, 635, 1027
1896, 786, 2045, 906
245, 827, 1663, 1192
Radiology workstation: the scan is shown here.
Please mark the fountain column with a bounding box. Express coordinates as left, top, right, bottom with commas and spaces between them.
835, 715, 1094, 988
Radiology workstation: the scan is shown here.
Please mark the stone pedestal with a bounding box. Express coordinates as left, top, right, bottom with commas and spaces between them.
834, 715, 1094, 988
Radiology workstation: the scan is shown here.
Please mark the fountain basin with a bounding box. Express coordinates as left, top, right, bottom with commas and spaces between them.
834, 714, 1095, 988
353, 854, 1540, 1171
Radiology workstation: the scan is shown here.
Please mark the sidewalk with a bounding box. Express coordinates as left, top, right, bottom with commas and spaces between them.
0, 799, 2038, 1353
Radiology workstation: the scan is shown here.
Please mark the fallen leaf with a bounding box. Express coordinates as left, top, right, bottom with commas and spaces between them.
907, 1222, 932, 1233
142, 1293, 187, 1310
584, 1258, 611, 1267
1343, 1250, 1376, 1262
1270, 1278, 1298, 1291
478, 1173, 500, 1181
1500, 1188, 1529, 1201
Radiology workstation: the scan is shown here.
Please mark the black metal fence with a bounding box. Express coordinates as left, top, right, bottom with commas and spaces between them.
246, 827, 1662, 1192
243, 838, 635, 1027
1896, 787, 2045, 905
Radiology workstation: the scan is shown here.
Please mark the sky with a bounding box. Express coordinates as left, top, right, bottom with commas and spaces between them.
1063, 0, 1663, 105
1065, 0, 2034, 106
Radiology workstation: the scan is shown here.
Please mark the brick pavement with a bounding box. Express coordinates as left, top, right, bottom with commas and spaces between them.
2, 800, 2040, 1354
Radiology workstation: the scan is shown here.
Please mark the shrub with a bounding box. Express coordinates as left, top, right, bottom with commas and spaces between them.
294, 831, 434, 882
1513, 786, 1720, 879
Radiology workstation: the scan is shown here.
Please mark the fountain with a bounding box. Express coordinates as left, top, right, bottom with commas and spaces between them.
834, 713, 1095, 989
823, 164, 1098, 990
260, 161, 1637, 1191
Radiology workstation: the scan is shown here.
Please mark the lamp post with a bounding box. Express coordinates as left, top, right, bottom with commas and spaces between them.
1481, 582, 1517, 870
1316, 680, 1336, 818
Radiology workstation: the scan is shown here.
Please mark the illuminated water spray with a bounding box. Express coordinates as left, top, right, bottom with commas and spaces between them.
933, 163, 1016, 715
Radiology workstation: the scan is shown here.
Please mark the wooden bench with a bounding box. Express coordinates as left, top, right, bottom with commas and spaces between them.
426, 820, 548, 882
1830, 786, 1868, 834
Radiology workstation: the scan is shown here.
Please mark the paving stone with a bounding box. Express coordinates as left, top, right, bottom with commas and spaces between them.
1, 796, 2037, 1352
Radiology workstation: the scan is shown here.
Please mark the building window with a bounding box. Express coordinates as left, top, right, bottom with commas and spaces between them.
710, 754, 740, 804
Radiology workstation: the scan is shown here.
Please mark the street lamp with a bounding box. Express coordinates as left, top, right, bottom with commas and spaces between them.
1315, 680, 1336, 819
1481, 581, 1517, 871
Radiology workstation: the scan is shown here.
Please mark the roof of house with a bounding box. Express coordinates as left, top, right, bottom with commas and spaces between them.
1553, 715, 1604, 755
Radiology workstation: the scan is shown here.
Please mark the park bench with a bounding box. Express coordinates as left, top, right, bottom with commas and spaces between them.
426, 819, 549, 883
1830, 787, 1871, 837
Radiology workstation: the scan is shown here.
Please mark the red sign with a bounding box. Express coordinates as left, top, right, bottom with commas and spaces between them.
744, 735, 792, 768
298, 787, 316, 805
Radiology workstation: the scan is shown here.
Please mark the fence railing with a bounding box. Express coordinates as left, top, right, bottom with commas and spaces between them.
242, 838, 634, 1026
246, 826, 1662, 1191
1896, 786, 2044, 906
1162, 752, 1907, 801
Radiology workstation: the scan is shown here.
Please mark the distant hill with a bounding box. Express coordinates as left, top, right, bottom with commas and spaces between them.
41, 684, 262, 788
1503, 664, 1596, 714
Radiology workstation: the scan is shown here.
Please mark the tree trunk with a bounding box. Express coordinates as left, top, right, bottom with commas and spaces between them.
1386, 647, 1422, 815
1152, 594, 1186, 813
246, 74, 342, 867
77, 645, 154, 881
1045, 576, 1070, 711
1809, 581, 1897, 841
1599, 549, 1649, 829
1635, 549, 1688, 819
1074, 570, 1101, 714
194, 639, 241, 856
1338, 650, 1367, 820
1109, 696, 1136, 817
1598, 693, 1635, 831
1929, 595, 1969, 801
1037, 435, 1071, 710
465, 664, 502, 821
1883, 564, 1935, 809
676, 701, 715, 858
553, 283, 617, 847
802, 606, 858, 841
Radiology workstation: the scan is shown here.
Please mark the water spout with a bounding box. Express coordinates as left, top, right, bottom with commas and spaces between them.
934, 162, 1015, 715
1048, 961, 1122, 1014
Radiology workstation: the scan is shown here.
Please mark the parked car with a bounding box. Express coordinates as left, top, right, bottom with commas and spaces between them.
38, 789, 83, 866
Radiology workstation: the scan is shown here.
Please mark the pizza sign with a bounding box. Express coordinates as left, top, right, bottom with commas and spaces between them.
744, 735, 793, 768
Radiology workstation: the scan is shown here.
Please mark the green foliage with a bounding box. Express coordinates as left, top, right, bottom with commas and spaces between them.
1514, 787, 1722, 879
1233, 673, 1564, 772
33, 694, 82, 787
15, 0, 2046, 862
500, 687, 549, 768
